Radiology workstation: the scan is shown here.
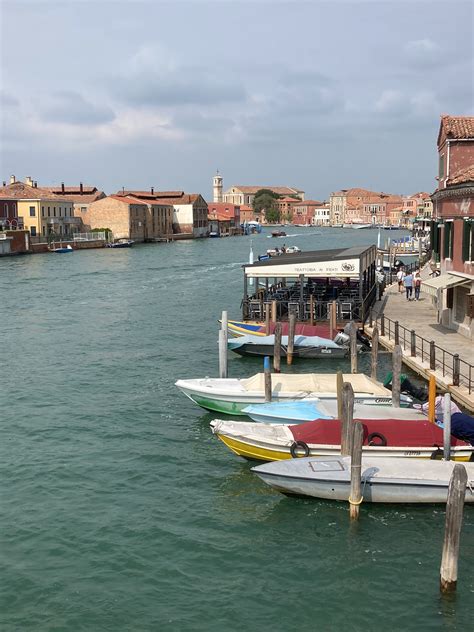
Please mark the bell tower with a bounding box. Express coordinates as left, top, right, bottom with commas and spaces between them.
213, 170, 223, 203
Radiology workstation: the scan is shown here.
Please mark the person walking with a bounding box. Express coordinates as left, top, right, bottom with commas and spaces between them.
414, 270, 422, 301
396, 267, 405, 293
404, 271, 414, 301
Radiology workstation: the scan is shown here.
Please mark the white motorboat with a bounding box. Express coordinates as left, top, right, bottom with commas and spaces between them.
252, 456, 474, 503
175, 372, 413, 415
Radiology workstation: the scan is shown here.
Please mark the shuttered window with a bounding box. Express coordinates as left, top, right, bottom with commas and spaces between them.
462, 220, 473, 262
443, 221, 453, 259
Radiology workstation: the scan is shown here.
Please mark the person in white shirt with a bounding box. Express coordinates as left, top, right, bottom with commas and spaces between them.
396, 268, 405, 293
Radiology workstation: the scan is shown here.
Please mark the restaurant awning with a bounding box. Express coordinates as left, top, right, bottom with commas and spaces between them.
422, 273, 471, 297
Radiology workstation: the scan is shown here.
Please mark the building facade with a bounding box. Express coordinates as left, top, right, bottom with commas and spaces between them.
429, 115, 474, 339
291, 200, 325, 225
222, 185, 304, 206
84, 196, 148, 241
0, 197, 23, 230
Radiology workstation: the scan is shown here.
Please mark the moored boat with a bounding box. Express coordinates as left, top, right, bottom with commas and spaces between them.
210, 418, 474, 462
251, 456, 474, 503
227, 332, 355, 359
50, 244, 73, 253
226, 319, 331, 338
242, 399, 428, 424
175, 372, 413, 415
106, 239, 134, 248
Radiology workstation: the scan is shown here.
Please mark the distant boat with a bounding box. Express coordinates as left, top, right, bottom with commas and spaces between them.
106, 239, 134, 248
209, 232, 220, 238
271, 230, 286, 237
352, 223, 373, 229
50, 244, 73, 253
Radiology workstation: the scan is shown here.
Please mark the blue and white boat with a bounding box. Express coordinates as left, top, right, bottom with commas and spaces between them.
243, 399, 423, 424
50, 244, 73, 253
227, 333, 350, 359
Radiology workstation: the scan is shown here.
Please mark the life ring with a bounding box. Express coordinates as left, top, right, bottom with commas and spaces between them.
290, 441, 310, 458
367, 432, 387, 446
430, 447, 444, 460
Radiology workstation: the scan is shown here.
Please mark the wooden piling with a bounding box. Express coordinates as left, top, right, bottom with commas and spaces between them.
428, 374, 436, 423
410, 330, 416, 357
218, 329, 227, 378
391, 344, 402, 408
371, 326, 379, 380
287, 311, 296, 366
265, 303, 270, 335
330, 300, 337, 339
341, 382, 354, 457
349, 421, 364, 520
349, 321, 358, 374
309, 294, 314, 326
264, 356, 272, 402
337, 370, 344, 421
271, 299, 277, 324
273, 322, 282, 373
440, 464, 468, 594
430, 340, 436, 371
443, 393, 452, 461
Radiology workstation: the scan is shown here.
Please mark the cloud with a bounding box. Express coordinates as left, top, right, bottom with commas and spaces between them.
0, 91, 20, 108
112, 44, 247, 107
403, 38, 442, 66
40, 91, 116, 125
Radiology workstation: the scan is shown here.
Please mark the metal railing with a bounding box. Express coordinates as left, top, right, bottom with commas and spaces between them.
73, 232, 107, 242
368, 312, 473, 393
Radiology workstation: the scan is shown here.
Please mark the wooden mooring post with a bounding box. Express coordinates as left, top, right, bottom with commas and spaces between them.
218, 310, 228, 378
391, 345, 402, 408
329, 300, 337, 339
264, 356, 272, 402
271, 299, 277, 324
349, 421, 364, 520
440, 464, 468, 594
265, 303, 271, 335
287, 311, 296, 366
371, 326, 379, 380
428, 374, 436, 423
341, 382, 354, 457
349, 321, 357, 374
309, 294, 315, 326
273, 322, 282, 373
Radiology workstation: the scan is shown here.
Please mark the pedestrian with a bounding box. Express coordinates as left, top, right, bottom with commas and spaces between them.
404, 271, 414, 300
414, 270, 422, 301
396, 267, 405, 293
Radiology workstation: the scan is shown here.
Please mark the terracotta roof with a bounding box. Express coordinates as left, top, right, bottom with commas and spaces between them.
278, 196, 300, 203
208, 211, 232, 221
116, 190, 184, 200
0, 181, 71, 202
439, 115, 474, 142
447, 165, 474, 186
409, 191, 431, 199
232, 186, 304, 195
293, 199, 324, 206
49, 185, 98, 194
70, 192, 105, 204
109, 195, 147, 206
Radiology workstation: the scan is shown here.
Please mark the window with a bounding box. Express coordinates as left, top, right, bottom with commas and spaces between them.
2, 204, 6, 218
30, 226, 37, 236
81, 207, 86, 213
48, 207, 51, 217
53, 207, 56, 217
29, 206, 35, 217
42, 207, 45, 217
42, 226, 46, 236
462, 220, 474, 262
443, 221, 454, 259
439, 154, 445, 181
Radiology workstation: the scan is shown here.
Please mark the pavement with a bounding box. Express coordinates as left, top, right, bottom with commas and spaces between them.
366, 266, 474, 411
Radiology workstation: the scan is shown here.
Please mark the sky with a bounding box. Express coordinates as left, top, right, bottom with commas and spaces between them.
0, 0, 473, 201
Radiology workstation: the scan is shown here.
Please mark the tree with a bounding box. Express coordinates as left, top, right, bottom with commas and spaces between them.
253, 189, 281, 223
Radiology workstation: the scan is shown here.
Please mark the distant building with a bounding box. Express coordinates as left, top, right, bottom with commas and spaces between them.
429, 114, 474, 339
291, 200, 326, 225
329, 188, 405, 226
0, 196, 23, 230
0, 176, 79, 238
84, 196, 148, 241
116, 189, 208, 238
223, 185, 304, 206
45, 182, 106, 217
207, 202, 241, 235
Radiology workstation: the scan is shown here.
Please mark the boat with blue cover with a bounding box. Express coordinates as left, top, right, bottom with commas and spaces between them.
227, 332, 353, 359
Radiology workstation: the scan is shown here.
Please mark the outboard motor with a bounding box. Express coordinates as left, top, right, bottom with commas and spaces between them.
334, 332, 350, 347
383, 372, 428, 402
356, 330, 371, 350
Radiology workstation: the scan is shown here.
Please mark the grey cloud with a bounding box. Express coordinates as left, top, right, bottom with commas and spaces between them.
41, 91, 115, 125
0, 91, 20, 108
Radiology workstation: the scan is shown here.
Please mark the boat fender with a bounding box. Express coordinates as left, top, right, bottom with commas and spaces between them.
367, 432, 387, 446
290, 441, 310, 458
430, 446, 444, 460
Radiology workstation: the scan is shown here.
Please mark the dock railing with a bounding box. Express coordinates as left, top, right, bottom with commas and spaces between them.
368, 312, 473, 394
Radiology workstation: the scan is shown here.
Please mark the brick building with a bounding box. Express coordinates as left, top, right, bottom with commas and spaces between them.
207, 202, 241, 235
83, 195, 148, 241
428, 115, 474, 339
291, 200, 325, 225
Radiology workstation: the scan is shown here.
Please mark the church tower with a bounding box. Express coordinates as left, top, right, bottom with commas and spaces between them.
213, 170, 223, 203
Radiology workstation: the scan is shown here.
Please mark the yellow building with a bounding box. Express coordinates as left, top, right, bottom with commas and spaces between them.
0, 177, 79, 238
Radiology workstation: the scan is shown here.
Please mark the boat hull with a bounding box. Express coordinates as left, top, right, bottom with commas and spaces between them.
230, 343, 348, 359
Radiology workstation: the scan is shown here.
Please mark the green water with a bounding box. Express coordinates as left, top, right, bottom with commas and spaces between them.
1, 228, 472, 631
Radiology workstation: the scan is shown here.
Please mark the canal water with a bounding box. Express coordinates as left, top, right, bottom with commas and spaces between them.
1, 227, 472, 630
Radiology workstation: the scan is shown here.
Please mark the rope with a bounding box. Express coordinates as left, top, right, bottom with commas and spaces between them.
348, 496, 364, 506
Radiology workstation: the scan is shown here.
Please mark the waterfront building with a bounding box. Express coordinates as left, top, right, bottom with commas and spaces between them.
313, 203, 331, 226
84, 195, 148, 241
0, 195, 23, 230
427, 114, 474, 339
329, 188, 405, 226
207, 202, 241, 235
46, 182, 106, 217
222, 184, 305, 206
0, 176, 79, 238
291, 200, 326, 225
239, 205, 257, 223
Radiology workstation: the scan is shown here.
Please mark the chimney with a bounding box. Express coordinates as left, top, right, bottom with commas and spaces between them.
10, 175, 16, 184
61, 182, 65, 193
25, 176, 33, 186
2, 181, 5, 187
151, 187, 154, 195
34, 181, 38, 188
80, 182, 83, 193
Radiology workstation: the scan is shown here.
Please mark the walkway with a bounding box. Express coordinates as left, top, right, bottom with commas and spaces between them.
365, 267, 474, 411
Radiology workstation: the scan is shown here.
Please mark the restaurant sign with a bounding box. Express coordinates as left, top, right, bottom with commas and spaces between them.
246, 258, 360, 278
